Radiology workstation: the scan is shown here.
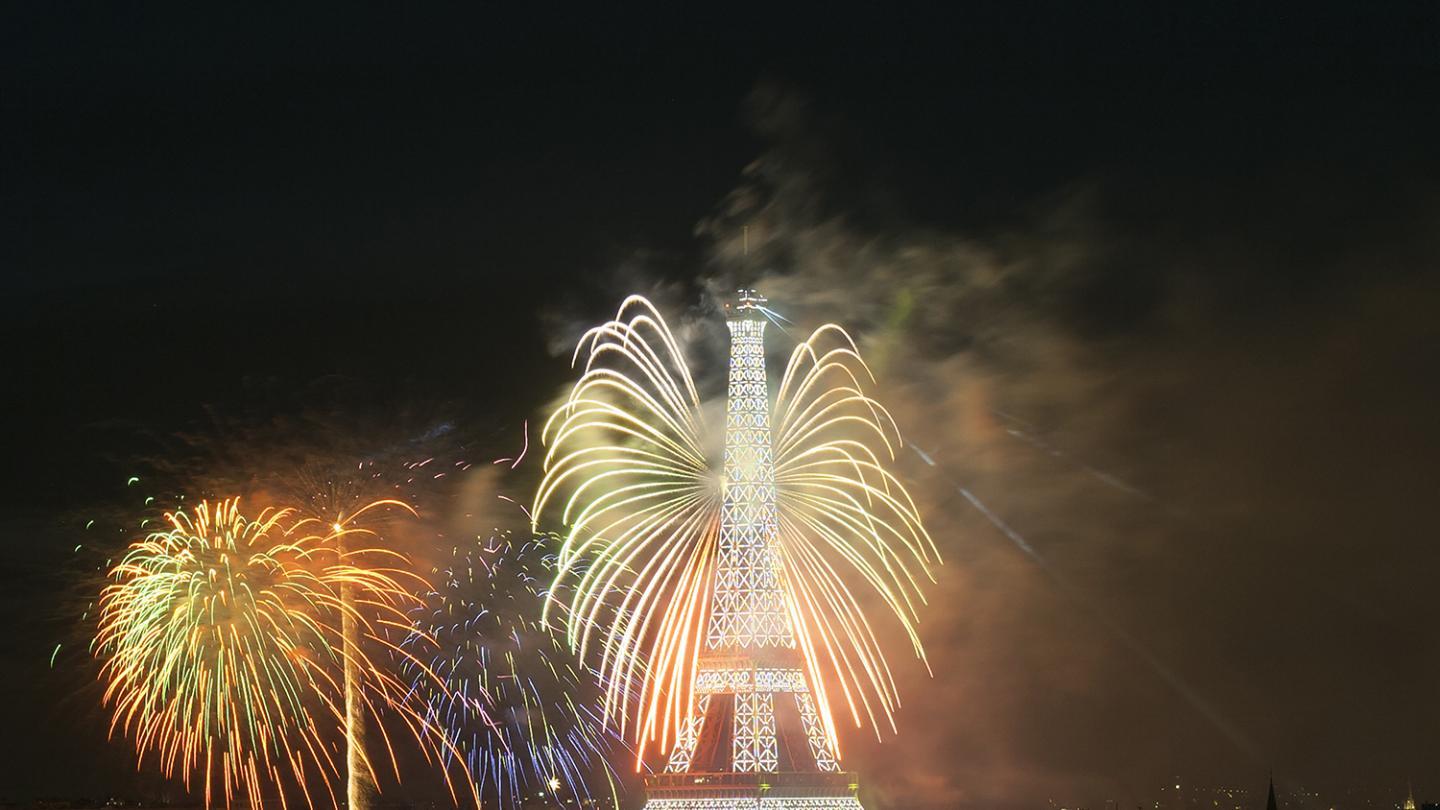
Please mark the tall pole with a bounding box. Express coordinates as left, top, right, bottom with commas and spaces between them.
338, 525, 373, 810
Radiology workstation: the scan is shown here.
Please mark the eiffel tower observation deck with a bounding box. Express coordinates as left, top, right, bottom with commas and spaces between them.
643, 290, 864, 810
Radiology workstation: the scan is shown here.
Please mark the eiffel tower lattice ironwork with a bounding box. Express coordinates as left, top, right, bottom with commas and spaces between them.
642, 290, 863, 810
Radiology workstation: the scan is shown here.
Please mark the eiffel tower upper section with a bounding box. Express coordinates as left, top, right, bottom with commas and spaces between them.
705, 289, 796, 655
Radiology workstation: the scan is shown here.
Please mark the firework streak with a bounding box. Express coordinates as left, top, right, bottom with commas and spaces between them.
533, 295, 940, 765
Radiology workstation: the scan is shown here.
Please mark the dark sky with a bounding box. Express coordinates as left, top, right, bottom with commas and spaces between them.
4, 4, 1440, 808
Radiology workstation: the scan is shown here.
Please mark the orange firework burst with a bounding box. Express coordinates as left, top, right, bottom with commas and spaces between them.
94, 498, 474, 809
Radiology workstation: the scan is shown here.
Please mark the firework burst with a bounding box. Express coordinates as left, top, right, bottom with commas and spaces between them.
533, 295, 940, 763
404, 530, 622, 808
94, 498, 471, 809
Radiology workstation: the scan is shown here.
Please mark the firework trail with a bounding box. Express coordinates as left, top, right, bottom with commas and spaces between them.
282, 462, 429, 810
403, 529, 623, 808
94, 498, 474, 809
258, 446, 478, 808
533, 295, 940, 763
909, 443, 1262, 759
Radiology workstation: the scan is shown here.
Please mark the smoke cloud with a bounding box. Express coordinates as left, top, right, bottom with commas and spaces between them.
548, 84, 1440, 809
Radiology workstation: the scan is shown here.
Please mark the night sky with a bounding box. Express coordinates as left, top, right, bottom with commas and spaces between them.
4, 4, 1440, 808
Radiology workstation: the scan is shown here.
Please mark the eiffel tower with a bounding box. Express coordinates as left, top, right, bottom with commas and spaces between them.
642, 290, 863, 809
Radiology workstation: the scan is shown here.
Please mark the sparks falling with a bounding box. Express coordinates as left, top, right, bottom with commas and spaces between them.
94, 498, 472, 809
533, 295, 940, 764
402, 531, 622, 808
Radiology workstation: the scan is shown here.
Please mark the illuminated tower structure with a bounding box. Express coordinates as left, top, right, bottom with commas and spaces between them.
643, 290, 863, 809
